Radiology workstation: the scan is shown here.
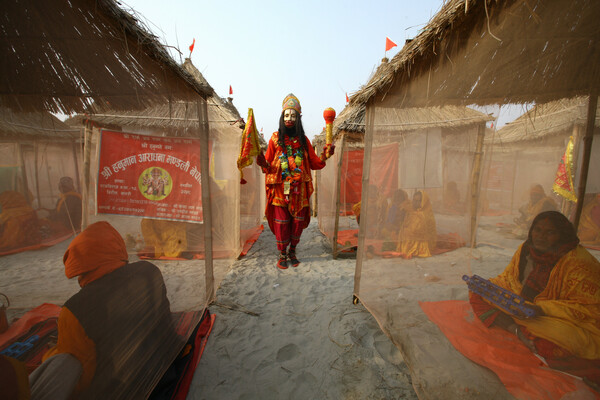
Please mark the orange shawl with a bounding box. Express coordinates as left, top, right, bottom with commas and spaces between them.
63, 221, 128, 287
490, 244, 600, 359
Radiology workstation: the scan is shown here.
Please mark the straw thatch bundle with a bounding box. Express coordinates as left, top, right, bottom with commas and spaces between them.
65, 59, 244, 133
332, 61, 492, 144
350, 0, 600, 108
0, 107, 79, 141
494, 97, 600, 143
1, 0, 211, 115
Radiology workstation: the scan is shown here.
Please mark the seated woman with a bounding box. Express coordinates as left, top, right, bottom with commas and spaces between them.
443, 181, 465, 214
513, 184, 557, 237
141, 218, 189, 258
469, 211, 600, 386
352, 185, 387, 231
49, 176, 82, 232
0, 190, 41, 252
578, 193, 600, 247
29, 221, 179, 399
396, 190, 437, 259
382, 189, 410, 239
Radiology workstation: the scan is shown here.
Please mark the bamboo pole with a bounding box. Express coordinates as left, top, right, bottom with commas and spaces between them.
331, 134, 346, 259
469, 123, 485, 248
313, 163, 318, 218
18, 143, 29, 203
353, 104, 375, 304
573, 93, 598, 230
510, 150, 519, 213
72, 140, 81, 193
81, 121, 92, 229
197, 99, 215, 305
34, 142, 41, 209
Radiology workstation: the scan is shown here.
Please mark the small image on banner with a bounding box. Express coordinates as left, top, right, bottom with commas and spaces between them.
97, 130, 203, 223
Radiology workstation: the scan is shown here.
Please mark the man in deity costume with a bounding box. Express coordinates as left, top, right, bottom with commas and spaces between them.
469, 211, 600, 387
0, 190, 41, 252
396, 190, 437, 259
513, 184, 557, 237
256, 94, 334, 269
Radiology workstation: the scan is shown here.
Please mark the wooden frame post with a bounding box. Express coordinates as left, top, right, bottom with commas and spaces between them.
197, 99, 215, 305
573, 93, 598, 230
353, 104, 375, 304
469, 123, 485, 247
81, 121, 92, 229
332, 134, 346, 259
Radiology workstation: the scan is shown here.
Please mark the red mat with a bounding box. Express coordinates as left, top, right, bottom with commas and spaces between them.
0, 231, 76, 257
421, 300, 600, 400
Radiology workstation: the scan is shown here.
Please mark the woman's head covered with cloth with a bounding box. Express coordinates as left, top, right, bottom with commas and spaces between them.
63, 221, 128, 287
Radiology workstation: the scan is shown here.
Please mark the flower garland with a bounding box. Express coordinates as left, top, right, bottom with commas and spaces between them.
279, 136, 303, 183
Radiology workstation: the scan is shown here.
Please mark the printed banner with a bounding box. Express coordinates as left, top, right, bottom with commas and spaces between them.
97, 130, 203, 222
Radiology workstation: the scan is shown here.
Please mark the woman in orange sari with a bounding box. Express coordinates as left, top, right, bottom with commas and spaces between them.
469, 211, 600, 386
0, 190, 41, 252
578, 193, 600, 247
396, 190, 437, 259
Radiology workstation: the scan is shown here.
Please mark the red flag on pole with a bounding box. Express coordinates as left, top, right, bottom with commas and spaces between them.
385, 37, 397, 52
189, 38, 195, 54
229, 85, 233, 95
345, 93, 349, 104
553, 136, 577, 202
237, 108, 261, 184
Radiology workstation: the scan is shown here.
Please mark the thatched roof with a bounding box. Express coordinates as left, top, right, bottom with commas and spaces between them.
66, 59, 243, 132
494, 96, 600, 143
332, 61, 493, 144
351, 0, 600, 108
1, 0, 212, 114
0, 107, 79, 141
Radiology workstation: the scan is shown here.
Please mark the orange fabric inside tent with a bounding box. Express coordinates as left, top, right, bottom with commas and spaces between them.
421, 300, 600, 400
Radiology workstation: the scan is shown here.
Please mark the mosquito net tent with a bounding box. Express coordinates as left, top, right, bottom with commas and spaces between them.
317, 81, 493, 258
353, 0, 600, 398
0, 0, 231, 398
0, 108, 82, 255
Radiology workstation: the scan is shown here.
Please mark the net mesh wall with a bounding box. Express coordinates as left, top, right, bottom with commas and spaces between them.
0, 98, 259, 398
0, 0, 263, 392
316, 138, 339, 244
354, 0, 600, 397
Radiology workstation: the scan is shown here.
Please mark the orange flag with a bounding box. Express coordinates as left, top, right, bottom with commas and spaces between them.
346, 93, 349, 103
237, 108, 261, 184
189, 38, 195, 54
552, 136, 577, 202
385, 37, 397, 52
229, 85, 233, 95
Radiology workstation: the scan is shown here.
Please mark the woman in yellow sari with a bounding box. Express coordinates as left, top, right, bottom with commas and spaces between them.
396, 190, 437, 259
140, 219, 188, 258
578, 193, 600, 247
470, 211, 600, 386
0, 190, 41, 251
513, 184, 557, 236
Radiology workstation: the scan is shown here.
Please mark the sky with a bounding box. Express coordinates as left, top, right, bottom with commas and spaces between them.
122, 0, 447, 140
